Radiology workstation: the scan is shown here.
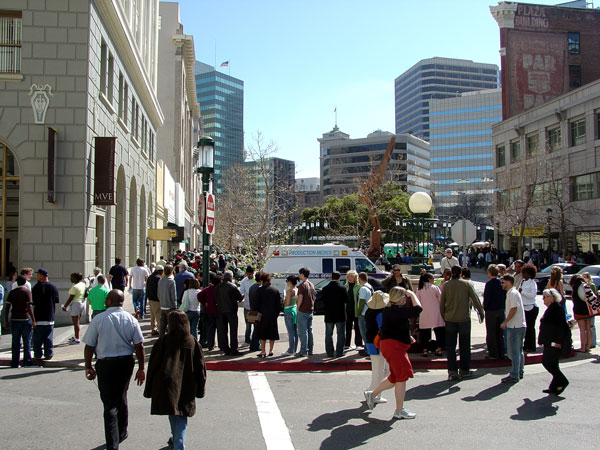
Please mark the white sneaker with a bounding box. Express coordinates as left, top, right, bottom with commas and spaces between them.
393, 408, 416, 419
374, 396, 387, 404
281, 351, 293, 356
363, 391, 376, 410
69, 338, 80, 345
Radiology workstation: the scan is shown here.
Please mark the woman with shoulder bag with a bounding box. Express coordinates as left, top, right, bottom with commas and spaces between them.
364, 291, 391, 405
539, 289, 571, 395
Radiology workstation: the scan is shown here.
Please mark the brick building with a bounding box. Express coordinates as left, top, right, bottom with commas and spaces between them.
490, 1, 600, 119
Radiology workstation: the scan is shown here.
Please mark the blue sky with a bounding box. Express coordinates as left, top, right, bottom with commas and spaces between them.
177, 0, 563, 178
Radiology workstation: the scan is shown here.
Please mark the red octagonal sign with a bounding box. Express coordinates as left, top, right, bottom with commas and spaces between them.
206, 193, 215, 235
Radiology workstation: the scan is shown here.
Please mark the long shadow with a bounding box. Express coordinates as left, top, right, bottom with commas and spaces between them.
1, 367, 78, 380
89, 445, 105, 450
510, 396, 564, 421
319, 419, 395, 450
404, 379, 461, 401
462, 382, 512, 402
308, 404, 368, 432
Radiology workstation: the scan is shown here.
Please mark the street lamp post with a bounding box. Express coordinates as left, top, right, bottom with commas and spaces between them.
407, 192, 437, 271
195, 136, 214, 288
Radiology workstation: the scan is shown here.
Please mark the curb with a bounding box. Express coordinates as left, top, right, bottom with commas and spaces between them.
2, 352, 572, 371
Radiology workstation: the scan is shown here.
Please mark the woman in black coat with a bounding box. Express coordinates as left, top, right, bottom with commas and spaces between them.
144, 310, 206, 449
539, 288, 571, 395
255, 273, 280, 357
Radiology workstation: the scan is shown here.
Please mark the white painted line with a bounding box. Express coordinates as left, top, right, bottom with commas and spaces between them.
248, 372, 295, 450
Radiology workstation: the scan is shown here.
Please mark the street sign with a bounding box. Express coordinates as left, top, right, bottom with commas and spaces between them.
147, 229, 174, 241
206, 193, 215, 235
451, 219, 477, 247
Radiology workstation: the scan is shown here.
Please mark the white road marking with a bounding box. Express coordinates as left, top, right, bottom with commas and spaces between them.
248, 371, 295, 450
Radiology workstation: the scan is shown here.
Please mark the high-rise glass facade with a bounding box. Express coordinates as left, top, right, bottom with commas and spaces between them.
429, 89, 502, 223
395, 57, 499, 141
195, 61, 244, 192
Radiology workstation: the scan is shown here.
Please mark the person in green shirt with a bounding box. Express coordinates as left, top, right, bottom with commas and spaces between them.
88, 275, 110, 320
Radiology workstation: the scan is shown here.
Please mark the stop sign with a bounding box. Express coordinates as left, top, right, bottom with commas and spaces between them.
205, 193, 215, 235
451, 219, 476, 246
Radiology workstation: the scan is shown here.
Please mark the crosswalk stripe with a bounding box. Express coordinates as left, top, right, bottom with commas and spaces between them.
248, 371, 295, 450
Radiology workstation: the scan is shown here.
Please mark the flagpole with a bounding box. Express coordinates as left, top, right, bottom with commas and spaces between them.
214, 41, 217, 70
335, 106, 337, 128
228, 60, 231, 76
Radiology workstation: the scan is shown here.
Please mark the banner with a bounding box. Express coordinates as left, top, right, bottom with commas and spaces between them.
93, 137, 116, 205
47, 127, 57, 203
512, 226, 545, 237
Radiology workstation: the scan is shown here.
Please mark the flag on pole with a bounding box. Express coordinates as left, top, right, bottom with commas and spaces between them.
220, 61, 229, 67
334, 107, 337, 112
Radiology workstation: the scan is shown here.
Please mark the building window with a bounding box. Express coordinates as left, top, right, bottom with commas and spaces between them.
547, 126, 561, 152
510, 140, 520, 162
100, 40, 107, 94
570, 118, 586, 146
596, 110, 600, 140
569, 65, 581, 89
568, 32, 580, 54
123, 82, 129, 124
572, 172, 599, 201
526, 133, 539, 158
496, 145, 505, 167
107, 53, 114, 103
118, 73, 124, 118
0, 12, 22, 74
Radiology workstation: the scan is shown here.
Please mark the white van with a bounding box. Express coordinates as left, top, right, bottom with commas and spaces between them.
263, 244, 386, 281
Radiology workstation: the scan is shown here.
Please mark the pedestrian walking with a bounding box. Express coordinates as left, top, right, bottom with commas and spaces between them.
239, 266, 256, 345
247, 272, 263, 352
158, 265, 177, 336
364, 290, 390, 404
255, 273, 280, 357
31, 269, 59, 363
440, 265, 485, 380
174, 262, 195, 307
364, 286, 422, 419
520, 264, 539, 353
500, 274, 526, 383
321, 271, 347, 358
129, 258, 149, 319
180, 278, 202, 340
82, 289, 145, 450
144, 310, 206, 450
62, 272, 86, 344
2, 276, 35, 367
357, 272, 374, 354
108, 258, 129, 291
539, 288, 571, 395
88, 275, 110, 319
146, 265, 164, 336
296, 267, 316, 357
483, 264, 506, 360
12, 267, 33, 291
416, 273, 445, 357
198, 272, 221, 351
344, 270, 362, 349
281, 275, 298, 356
215, 270, 242, 356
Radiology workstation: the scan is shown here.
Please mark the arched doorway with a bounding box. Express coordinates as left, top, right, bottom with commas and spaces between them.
139, 186, 146, 261
129, 177, 137, 266
115, 167, 126, 263
0, 143, 19, 276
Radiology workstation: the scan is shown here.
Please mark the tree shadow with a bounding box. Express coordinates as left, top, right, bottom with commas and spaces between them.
510, 396, 564, 421
462, 382, 512, 402
404, 379, 461, 401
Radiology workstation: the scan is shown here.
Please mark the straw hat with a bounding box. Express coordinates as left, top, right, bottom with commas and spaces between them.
367, 291, 389, 309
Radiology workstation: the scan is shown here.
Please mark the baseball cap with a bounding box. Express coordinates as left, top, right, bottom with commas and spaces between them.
37, 268, 49, 276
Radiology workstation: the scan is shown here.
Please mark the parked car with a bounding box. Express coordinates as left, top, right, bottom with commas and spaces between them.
535, 263, 588, 294
564, 264, 600, 296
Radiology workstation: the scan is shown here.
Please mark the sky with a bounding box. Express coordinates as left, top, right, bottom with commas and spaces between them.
177, 0, 566, 179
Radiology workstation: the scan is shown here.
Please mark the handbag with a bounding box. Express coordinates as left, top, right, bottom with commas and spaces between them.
373, 331, 382, 349
246, 310, 262, 324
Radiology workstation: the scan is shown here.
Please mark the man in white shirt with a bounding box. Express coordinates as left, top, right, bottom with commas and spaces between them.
500, 274, 526, 383
357, 272, 373, 356
239, 266, 255, 345
12, 268, 33, 291
440, 249, 460, 273
91, 267, 111, 290
129, 258, 150, 319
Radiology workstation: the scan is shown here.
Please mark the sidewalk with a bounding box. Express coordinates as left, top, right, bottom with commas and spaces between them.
2, 294, 592, 372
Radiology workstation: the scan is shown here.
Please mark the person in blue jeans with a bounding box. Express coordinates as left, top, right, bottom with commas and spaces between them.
282, 275, 299, 356
31, 268, 60, 362
296, 267, 316, 357
181, 278, 202, 341
2, 276, 35, 368
500, 274, 526, 383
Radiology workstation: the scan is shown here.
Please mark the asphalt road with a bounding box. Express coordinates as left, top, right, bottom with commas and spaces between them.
1, 354, 599, 450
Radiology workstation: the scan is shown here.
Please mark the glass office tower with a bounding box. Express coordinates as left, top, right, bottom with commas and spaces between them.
195, 61, 244, 192
395, 57, 499, 141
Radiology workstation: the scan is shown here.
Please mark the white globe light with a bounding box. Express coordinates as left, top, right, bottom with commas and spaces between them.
408, 192, 432, 214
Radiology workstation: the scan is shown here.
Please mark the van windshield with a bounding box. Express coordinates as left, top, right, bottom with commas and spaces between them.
356, 258, 376, 274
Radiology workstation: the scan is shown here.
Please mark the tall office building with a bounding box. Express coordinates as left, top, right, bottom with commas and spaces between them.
394, 57, 499, 140
429, 89, 502, 223
319, 128, 430, 198
195, 61, 244, 192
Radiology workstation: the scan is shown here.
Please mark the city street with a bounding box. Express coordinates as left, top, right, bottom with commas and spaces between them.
0, 356, 598, 450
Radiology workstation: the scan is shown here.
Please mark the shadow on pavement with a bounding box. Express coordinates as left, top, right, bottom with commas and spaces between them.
404, 379, 461, 400
89, 445, 105, 450
461, 382, 512, 402
308, 404, 368, 432
510, 396, 564, 421
1, 367, 78, 380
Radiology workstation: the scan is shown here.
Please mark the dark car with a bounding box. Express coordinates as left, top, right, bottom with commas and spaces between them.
313, 276, 385, 315
535, 263, 588, 293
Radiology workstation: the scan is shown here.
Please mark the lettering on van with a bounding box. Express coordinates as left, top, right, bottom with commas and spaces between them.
287, 250, 335, 256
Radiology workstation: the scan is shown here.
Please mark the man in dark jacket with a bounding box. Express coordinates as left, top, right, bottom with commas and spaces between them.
31, 268, 59, 363
215, 270, 242, 355
146, 266, 163, 336
483, 264, 506, 360
322, 272, 347, 357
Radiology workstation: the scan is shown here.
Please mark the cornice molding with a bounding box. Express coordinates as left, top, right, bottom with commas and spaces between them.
490, 2, 518, 29
172, 34, 201, 119
94, 0, 165, 129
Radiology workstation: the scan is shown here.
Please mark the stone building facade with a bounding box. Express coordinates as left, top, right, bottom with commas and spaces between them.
0, 0, 163, 322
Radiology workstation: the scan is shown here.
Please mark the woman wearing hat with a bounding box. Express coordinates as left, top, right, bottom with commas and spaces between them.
364, 291, 391, 404
364, 286, 422, 419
